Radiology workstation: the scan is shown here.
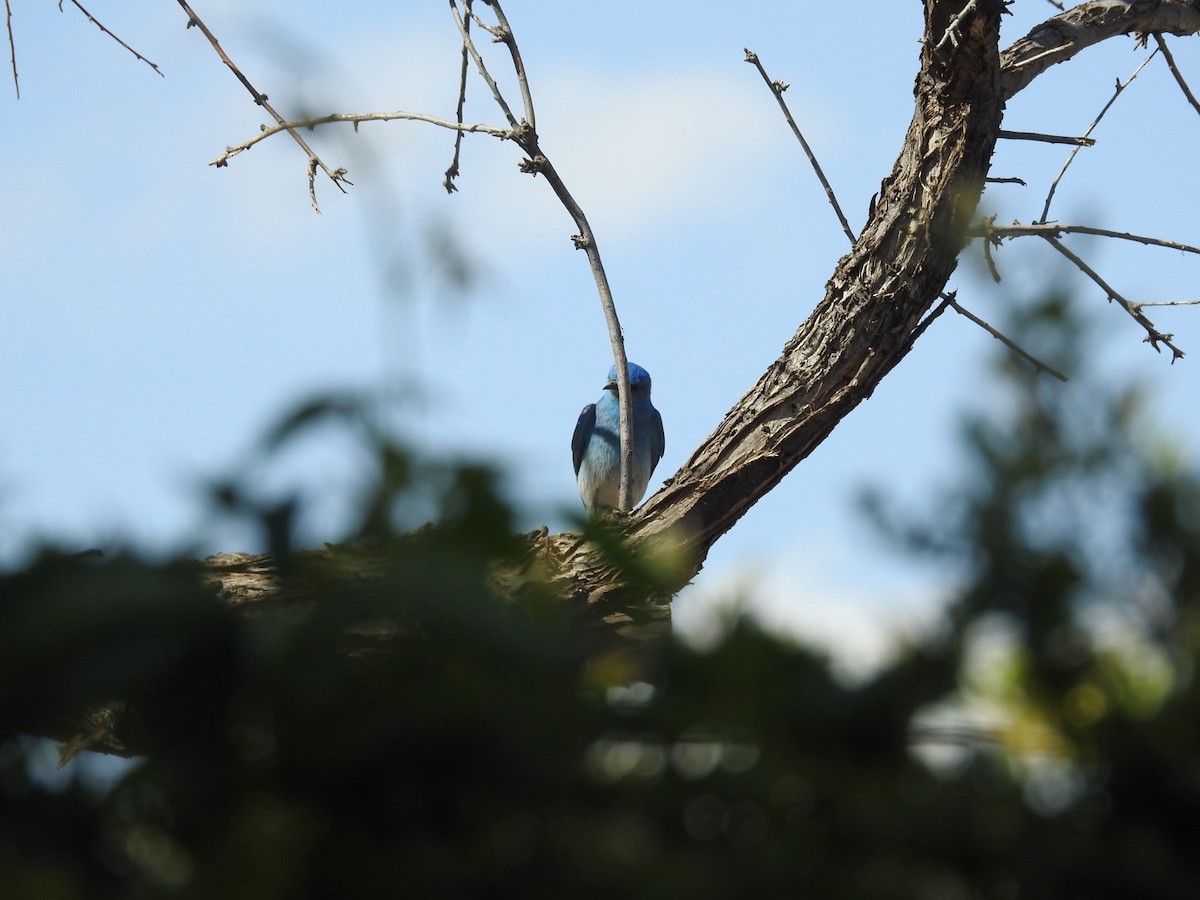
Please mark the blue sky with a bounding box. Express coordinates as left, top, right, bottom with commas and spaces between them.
2, 1, 1197, 669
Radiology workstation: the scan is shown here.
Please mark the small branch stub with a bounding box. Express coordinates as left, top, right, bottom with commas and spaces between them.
519, 155, 547, 175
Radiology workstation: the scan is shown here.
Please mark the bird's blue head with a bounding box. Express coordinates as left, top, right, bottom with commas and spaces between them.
605, 362, 652, 393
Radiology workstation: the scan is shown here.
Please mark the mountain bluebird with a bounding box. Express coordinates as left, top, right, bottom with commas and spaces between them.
572, 362, 665, 515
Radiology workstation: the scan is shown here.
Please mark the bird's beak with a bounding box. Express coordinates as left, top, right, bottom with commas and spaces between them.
604, 380, 618, 393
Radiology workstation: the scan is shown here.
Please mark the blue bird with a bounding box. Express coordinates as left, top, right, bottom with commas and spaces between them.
572, 362, 665, 515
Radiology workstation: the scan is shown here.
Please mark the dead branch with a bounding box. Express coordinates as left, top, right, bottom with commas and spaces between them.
447, 0, 519, 129
175, 0, 349, 212
933, 0, 980, 53
1038, 50, 1156, 223
1154, 32, 1200, 116
444, 11, 474, 193
999, 1, 1200, 100
745, 48, 856, 244
485, 0, 536, 132
62, 0, 162, 77
945, 293, 1069, 382
1043, 235, 1185, 361
1133, 300, 1200, 310
972, 220, 1200, 257
997, 129, 1094, 145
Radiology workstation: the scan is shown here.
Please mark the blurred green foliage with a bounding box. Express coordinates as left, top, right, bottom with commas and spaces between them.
2, 293, 1199, 898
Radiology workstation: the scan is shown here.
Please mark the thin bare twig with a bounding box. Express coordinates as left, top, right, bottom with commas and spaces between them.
448, 0, 520, 129
1043, 0, 1065, 10
1043, 235, 1184, 360
981, 233, 1001, 283
211, 111, 509, 169
486, 0, 536, 133
1038, 50, 1156, 223
175, 0, 349, 212
973, 220, 1200, 257
1154, 33, 1200, 117
905, 294, 956, 352
744, 48, 856, 245
998, 129, 1094, 146
1132, 300, 1200, 310
945, 293, 1069, 381
4, 0, 16, 99
444, 4, 474, 193
62, 0, 162, 77
986, 176, 1027, 185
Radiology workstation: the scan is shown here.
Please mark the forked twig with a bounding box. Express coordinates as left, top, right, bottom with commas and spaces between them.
744, 49, 855, 244
1038, 50, 1156, 223
62, 0, 162, 77
1043, 235, 1184, 361
1154, 33, 1200, 117
998, 129, 1094, 146
175, 0, 349, 213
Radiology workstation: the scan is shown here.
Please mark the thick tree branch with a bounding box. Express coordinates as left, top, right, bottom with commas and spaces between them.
1000, 0, 1200, 101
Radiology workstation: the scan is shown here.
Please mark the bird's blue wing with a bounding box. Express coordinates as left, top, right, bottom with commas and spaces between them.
572, 404, 596, 474
650, 408, 665, 469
